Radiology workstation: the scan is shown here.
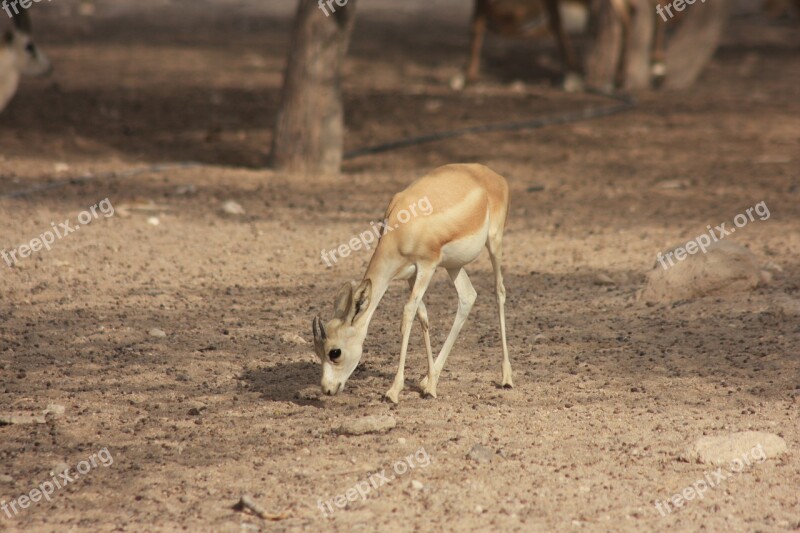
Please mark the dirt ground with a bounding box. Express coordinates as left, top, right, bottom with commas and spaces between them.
1, 0, 798, 531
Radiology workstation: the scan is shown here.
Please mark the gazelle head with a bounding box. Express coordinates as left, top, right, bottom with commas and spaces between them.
312, 280, 372, 396
3, 28, 52, 77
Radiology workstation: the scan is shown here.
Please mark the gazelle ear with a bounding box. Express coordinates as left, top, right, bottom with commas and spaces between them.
333, 282, 353, 320
312, 316, 326, 360
350, 279, 371, 324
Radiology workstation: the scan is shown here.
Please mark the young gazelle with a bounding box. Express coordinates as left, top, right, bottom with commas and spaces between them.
312, 164, 513, 404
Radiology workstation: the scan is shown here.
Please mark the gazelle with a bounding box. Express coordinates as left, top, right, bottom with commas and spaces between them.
0, 13, 51, 113
312, 164, 513, 404
460, 0, 673, 91
457, 0, 591, 91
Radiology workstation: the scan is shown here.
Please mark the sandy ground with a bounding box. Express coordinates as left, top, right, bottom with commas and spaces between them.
0, 1, 798, 531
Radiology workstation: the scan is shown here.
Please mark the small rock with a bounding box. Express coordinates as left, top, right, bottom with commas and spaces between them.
398, 437, 407, 445
594, 273, 615, 286
295, 388, 321, 401
148, 328, 167, 338
174, 184, 197, 196
410, 480, 424, 491
147, 217, 160, 226
467, 443, 493, 464
424, 99, 443, 112
53, 162, 70, 173
44, 404, 66, 417
280, 333, 308, 345
533, 333, 548, 343
0, 474, 13, 484
509, 80, 526, 93
773, 295, 800, 316
221, 200, 246, 216
51, 462, 70, 475
475, 505, 484, 514
449, 72, 466, 91
337, 415, 396, 436
0, 414, 46, 425
683, 431, 788, 466
654, 178, 690, 190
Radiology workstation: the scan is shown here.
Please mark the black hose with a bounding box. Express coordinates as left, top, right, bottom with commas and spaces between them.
344, 90, 636, 160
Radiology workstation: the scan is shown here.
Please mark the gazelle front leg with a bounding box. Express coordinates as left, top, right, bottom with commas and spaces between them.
385, 265, 436, 404
408, 279, 436, 398
420, 267, 477, 397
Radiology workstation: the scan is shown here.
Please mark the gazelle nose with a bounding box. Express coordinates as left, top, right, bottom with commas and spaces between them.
322, 382, 342, 395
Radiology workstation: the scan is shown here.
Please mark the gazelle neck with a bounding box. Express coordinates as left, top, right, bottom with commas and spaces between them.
355, 249, 407, 337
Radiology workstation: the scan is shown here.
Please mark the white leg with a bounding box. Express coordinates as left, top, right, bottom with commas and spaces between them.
408, 278, 436, 398
488, 235, 513, 388
385, 264, 436, 404
420, 267, 476, 398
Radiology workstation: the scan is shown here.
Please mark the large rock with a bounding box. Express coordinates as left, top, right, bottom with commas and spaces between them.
640, 240, 764, 303
683, 431, 788, 466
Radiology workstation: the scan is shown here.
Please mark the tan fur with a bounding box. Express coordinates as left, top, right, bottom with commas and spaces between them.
375, 164, 505, 266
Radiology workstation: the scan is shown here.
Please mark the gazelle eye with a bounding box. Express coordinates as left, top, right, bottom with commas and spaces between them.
25, 43, 35, 54
328, 349, 341, 361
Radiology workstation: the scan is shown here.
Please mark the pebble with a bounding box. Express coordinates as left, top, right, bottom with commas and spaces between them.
467, 443, 493, 464
221, 200, 246, 216
149, 328, 167, 338
280, 333, 308, 345
337, 415, 396, 436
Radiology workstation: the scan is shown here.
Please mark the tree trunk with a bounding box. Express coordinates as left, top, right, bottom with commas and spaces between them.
624, 0, 654, 90
270, 0, 358, 175
664, 0, 727, 90
584, 0, 624, 94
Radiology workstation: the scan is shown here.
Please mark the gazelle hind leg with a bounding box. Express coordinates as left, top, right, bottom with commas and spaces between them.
419, 268, 477, 398
408, 278, 436, 398
385, 264, 436, 404
487, 233, 513, 388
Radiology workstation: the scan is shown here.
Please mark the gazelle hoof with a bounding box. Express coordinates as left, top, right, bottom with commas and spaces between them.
420, 386, 437, 399
384, 389, 401, 405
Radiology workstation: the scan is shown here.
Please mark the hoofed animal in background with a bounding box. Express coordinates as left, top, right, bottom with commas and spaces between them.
458, 0, 674, 91
0, 11, 51, 114
457, 0, 591, 91
312, 164, 513, 404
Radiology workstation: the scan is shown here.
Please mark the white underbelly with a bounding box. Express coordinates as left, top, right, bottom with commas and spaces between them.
439, 215, 489, 269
